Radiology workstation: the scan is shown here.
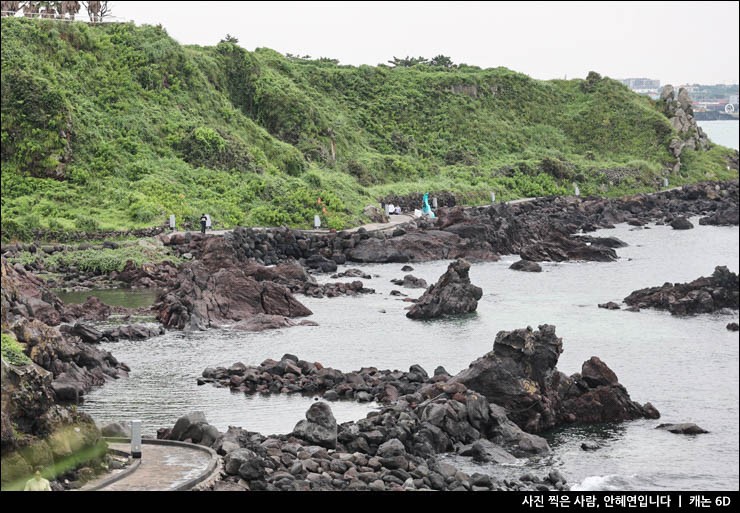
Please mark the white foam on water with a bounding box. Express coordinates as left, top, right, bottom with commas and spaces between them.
571, 474, 636, 491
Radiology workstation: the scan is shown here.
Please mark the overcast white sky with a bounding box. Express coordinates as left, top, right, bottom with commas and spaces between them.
110, 1, 739, 86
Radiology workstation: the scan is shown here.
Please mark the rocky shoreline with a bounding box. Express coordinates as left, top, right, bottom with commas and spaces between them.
1, 258, 131, 489
1, 179, 737, 490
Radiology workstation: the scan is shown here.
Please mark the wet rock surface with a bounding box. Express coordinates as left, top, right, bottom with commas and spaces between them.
509, 259, 542, 272
155, 261, 312, 331
450, 325, 659, 432
196, 323, 660, 491
656, 423, 709, 435
624, 266, 739, 315
406, 259, 483, 320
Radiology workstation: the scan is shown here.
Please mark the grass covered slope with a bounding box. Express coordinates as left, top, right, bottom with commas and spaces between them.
1, 18, 736, 240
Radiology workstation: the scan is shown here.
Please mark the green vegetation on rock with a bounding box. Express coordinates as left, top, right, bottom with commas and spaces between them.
2, 18, 737, 241
1, 332, 31, 366
8, 238, 182, 274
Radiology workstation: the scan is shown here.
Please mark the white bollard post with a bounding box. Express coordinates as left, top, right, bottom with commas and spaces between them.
573, 183, 580, 197
663, 177, 669, 188
432, 197, 438, 208
314, 214, 321, 229
490, 191, 496, 204
169, 215, 176, 231
131, 420, 142, 459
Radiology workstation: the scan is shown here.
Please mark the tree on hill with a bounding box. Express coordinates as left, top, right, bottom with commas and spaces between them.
60, 1, 80, 19
429, 54, 455, 68
82, 0, 109, 23
388, 56, 428, 67
388, 55, 456, 68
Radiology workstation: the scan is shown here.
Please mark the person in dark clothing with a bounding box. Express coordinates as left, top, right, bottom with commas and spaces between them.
200, 214, 207, 234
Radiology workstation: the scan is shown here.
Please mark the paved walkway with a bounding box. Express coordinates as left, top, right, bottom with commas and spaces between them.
171, 213, 416, 239
85, 443, 213, 491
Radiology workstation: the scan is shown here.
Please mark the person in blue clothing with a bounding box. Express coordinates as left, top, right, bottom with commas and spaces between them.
422, 193, 435, 218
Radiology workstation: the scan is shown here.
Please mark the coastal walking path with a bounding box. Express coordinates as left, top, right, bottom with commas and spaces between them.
172, 212, 415, 238
81, 441, 219, 491
168, 186, 684, 240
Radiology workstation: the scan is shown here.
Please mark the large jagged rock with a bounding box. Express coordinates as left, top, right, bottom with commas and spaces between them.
520, 233, 617, 262
156, 261, 312, 331
450, 325, 659, 432
63, 296, 111, 322
658, 85, 710, 163
624, 266, 739, 315
1, 258, 66, 327
292, 401, 338, 449
670, 217, 694, 230
406, 259, 482, 319
11, 318, 128, 401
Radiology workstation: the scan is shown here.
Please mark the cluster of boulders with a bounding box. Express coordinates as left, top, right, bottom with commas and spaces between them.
171, 319, 658, 493
1, 258, 130, 403
202, 324, 658, 440
622, 266, 739, 315
3, 181, 736, 298
1, 356, 106, 490
391, 274, 428, 289
200, 354, 449, 403
0, 240, 180, 292
158, 399, 562, 492
296, 281, 375, 299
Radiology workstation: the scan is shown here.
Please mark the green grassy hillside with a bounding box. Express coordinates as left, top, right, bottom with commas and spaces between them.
1, 18, 736, 241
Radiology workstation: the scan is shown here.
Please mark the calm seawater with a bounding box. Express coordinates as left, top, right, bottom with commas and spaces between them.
80, 219, 739, 491
698, 120, 739, 150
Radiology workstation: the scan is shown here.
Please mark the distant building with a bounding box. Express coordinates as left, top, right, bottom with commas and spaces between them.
619, 78, 661, 98
620, 78, 661, 90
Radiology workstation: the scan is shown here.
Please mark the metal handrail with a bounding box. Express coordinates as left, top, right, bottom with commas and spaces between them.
0, 10, 128, 23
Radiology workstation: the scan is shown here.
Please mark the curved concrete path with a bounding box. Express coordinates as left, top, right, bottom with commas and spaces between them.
83, 440, 218, 491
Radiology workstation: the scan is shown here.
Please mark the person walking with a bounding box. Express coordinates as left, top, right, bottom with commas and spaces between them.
200, 214, 207, 234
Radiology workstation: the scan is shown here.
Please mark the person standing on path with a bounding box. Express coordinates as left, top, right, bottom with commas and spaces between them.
200, 214, 207, 234
24, 470, 51, 491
